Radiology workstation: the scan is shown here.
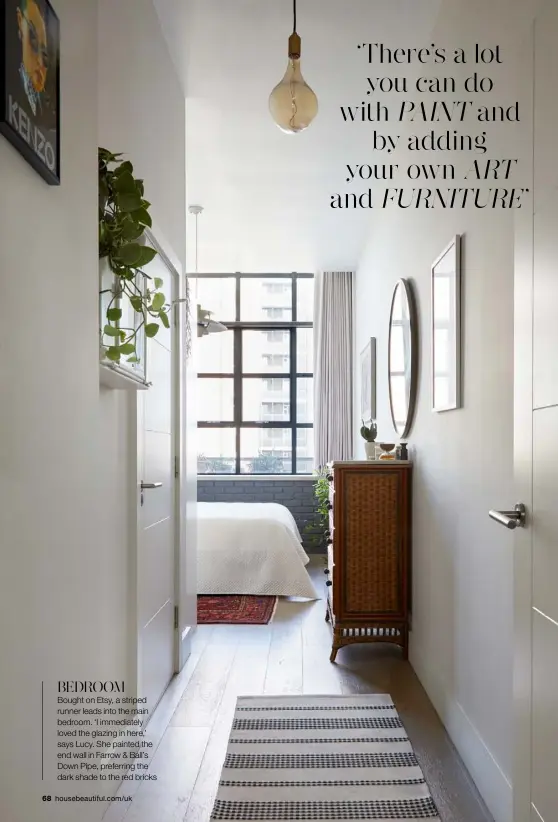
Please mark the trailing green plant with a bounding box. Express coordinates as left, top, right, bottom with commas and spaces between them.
98, 147, 170, 365
303, 465, 331, 549
360, 419, 377, 442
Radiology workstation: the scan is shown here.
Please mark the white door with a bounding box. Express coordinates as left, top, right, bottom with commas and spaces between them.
137, 244, 178, 717
512, 5, 558, 821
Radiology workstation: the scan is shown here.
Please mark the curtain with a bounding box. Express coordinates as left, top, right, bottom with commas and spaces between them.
313, 271, 354, 468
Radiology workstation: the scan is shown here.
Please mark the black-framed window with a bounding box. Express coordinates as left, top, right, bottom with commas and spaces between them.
196, 274, 314, 475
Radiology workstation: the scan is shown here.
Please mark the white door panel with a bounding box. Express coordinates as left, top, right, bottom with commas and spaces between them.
145, 341, 172, 434
140, 601, 174, 717
533, 207, 558, 409
531, 610, 558, 822
534, 1, 558, 211
532, 406, 558, 624
137, 239, 176, 718
142, 432, 172, 530
514, 8, 558, 820
139, 517, 173, 629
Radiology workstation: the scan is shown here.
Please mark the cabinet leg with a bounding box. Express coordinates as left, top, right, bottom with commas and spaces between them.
402, 633, 409, 660
329, 646, 339, 663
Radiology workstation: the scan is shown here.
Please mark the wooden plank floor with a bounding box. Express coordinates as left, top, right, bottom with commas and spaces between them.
121, 558, 494, 822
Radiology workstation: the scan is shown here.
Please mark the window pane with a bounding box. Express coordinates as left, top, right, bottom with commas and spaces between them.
296, 277, 314, 321
297, 377, 313, 423
242, 330, 290, 373
197, 429, 235, 473
198, 378, 234, 422
240, 278, 292, 321
197, 277, 236, 322
240, 429, 291, 474
296, 328, 313, 373
198, 329, 234, 373
243, 378, 290, 421
296, 428, 314, 473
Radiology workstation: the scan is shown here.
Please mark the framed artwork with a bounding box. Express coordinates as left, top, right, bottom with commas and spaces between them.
431, 235, 462, 412
360, 337, 376, 422
0, 0, 60, 184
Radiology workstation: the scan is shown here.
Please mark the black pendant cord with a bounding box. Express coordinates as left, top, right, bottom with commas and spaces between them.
293, 0, 297, 32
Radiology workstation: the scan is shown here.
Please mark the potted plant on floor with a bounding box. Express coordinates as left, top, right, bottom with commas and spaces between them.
360, 420, 378, 459
304, 466, 331, 551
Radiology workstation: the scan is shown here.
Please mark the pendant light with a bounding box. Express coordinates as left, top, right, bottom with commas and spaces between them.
269, 0, 318, 134
188, 205, 228, 337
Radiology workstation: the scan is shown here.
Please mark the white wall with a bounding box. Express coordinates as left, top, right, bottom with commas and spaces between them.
0, 2, 106, 820
0, 1, 187, 819
97, 0, 188, 693
353, 3, 533, 820
98, 0, 186, 270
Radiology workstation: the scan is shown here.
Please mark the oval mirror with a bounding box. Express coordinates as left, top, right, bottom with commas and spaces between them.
388, 279, 418, 439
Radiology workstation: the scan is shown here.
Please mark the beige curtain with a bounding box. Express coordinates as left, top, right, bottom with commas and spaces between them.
313, 271, 354, 468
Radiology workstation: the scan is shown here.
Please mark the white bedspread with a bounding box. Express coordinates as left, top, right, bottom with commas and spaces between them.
197, 502, 318, 599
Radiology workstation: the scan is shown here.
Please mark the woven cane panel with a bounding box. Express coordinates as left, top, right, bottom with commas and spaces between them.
343, 471, 401, 613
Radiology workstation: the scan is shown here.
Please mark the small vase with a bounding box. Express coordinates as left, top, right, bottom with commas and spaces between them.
364, 441, 377, 460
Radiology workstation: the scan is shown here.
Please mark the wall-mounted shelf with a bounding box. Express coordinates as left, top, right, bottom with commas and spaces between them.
99, 362, 150, 391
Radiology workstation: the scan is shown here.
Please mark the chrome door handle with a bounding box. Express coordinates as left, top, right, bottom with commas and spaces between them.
141, 482, 163, 490
488, 503, 526, 529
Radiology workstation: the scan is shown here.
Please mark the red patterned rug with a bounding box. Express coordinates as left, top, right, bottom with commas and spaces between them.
197, 595, 278, 625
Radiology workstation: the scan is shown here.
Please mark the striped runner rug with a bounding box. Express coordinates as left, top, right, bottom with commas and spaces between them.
210, 694, 440, 821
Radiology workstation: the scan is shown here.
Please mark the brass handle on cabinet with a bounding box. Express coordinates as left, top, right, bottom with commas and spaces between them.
325, 580, 332, 587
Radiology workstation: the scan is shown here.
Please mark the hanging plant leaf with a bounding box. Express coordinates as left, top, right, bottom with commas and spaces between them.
99, 147, 181, 373
116, 192, 143, 213
114, 161, 133, 176
133, 207, 152, 228
99, 147, 123, 161
119, 343, 136, 355
121, 219, 144, 241
105, 346, 121, 362
145, 323, 159, 338
115, 243, 143, 266
151, 292, 165, 311
135, 246, 157, 267
99, 177, 109, 198
113, 171, 137, 195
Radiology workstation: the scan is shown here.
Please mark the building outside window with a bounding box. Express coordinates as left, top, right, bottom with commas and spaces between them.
195, 274, 314, 474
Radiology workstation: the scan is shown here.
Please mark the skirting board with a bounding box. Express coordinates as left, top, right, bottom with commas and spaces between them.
410, 641, 513, 822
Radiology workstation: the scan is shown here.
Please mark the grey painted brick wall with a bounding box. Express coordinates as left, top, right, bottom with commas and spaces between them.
197, 479, 325, 553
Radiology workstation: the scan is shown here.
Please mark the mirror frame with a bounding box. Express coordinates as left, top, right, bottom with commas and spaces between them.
387, 278, 419, 439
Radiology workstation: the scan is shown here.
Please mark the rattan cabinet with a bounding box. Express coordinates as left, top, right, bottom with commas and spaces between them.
324, 460, 412, 662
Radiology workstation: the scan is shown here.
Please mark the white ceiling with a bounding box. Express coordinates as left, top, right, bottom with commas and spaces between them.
178, 0, 442, 273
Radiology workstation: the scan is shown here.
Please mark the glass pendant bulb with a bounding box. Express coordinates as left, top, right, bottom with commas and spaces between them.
269, 32, 318, 134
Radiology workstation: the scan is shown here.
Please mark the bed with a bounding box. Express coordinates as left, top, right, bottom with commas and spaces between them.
197, 502, 318, 599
